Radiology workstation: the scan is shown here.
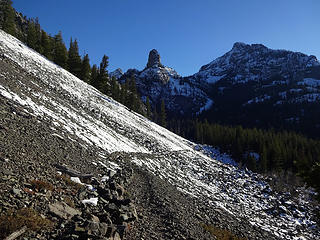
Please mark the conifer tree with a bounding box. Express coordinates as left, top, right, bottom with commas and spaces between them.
120, 80, 130, 105
110, 76, 120, 101
152, 107, 158, 123
160, 100, 167, 127
53, 31, 68, 68
1, 0, 16, 36
68, 38, 82, 78
34, 17, 42, 52
40, 30, 53, 60
146, 96, 151, 119
80, 54, 91, 83
128, 76, 139, 111
98, 55, 109, 93
259, 145, 268, 173
27, 20, 37, 49
90, 64, 99, 88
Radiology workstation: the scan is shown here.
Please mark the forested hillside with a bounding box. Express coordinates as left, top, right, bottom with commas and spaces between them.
0, 0, 146, 116
169, 119, 320, 199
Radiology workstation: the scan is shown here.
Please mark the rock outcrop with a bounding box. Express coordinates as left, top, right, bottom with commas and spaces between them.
119, 49, 209, 116
146, 49, 163, 68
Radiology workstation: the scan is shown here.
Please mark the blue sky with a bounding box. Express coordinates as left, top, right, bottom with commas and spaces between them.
13, 0, 320, 76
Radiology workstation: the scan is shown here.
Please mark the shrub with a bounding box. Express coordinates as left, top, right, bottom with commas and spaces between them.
30, 179, 54, 192
0, 208, 53, 239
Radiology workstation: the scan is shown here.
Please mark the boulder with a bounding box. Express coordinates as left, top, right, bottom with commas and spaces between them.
49, 202, 81, 220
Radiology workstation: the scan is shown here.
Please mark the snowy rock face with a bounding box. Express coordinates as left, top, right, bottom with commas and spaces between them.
120, 49, 209, 115
188, 42, 320, 135
0, 30, 319, 240
109, 68, 123, 79
193, 42, 320, 85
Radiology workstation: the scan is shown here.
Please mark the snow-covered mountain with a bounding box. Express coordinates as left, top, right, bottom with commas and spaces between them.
1, 30, 320, 239
117, 49, 210, 116
109, 68, 124, 79
117, 43, 320, 131
186, 42, 320, 136
193, 42, 319, 85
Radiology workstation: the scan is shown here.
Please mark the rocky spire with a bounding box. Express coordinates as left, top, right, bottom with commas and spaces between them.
147, 49, 163, 68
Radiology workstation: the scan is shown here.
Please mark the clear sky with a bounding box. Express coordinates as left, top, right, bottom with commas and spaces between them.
12, 0, 320, 76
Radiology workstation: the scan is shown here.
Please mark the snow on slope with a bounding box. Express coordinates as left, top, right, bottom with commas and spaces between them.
0, 30, 191, 154
0, 30, 319, 240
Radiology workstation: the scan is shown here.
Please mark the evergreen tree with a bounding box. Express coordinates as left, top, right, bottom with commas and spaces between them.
128, 76, 139, 111
98, 54, 109, 93
80, 54, 91, 83
110, 76, 120, 101
34, 17, 41, 52
27, 20, 37, 49
40, 30, 53, 60
68, 38, 82, 78
146, 96, 151, 119
160, 100, 167, 127
120, 81, 128, 104
53, 31, 68, 68
153, 107, 158, 123
259, 145, 268, 173
90, 64, 99, 88
1, 0, 16, 36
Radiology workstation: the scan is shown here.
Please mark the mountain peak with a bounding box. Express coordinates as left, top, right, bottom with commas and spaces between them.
109, 68, 123, 79
232, 42, 248, 49
232, 42, 268, 51
147, 49, 163, 68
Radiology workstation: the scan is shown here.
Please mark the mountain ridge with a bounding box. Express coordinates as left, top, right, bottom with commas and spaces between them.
113, 42, 320, 137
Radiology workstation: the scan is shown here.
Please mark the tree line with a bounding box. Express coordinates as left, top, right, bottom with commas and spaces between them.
168, 118, 320, 198
0, 0, 149, 116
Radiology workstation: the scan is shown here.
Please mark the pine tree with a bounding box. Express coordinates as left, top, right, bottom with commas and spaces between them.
128, 76, 139, 111
98, 55, 109, 93
259, 145, 268, 173
120, 81, 128, 105
146, 96, 151, 119
1, 0, 16, 36
27, 20, 37, 49
80, 54, 91, 83
53, 31, 68, 68
160, 100, 167, 127
68, 38, 82, 78
40, 30, 53, 60
90, 64, 99, 88
34, 17, 41, 52
152, 106, 158, 123
110, 76, 120, 101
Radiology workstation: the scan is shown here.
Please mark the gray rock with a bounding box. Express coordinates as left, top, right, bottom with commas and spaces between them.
12, 188, 22, 197
146, 49, 162, 68
49, 202, 81, 220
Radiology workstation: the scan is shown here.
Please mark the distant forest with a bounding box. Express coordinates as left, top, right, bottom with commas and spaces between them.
1, 0, 319, 199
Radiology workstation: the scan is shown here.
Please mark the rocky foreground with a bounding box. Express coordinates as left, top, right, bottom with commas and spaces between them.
0, 94, 239, 239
